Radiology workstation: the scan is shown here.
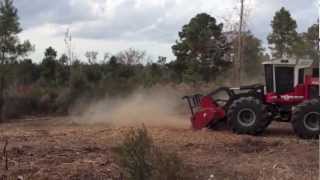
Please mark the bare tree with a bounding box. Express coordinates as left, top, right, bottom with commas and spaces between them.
64, 28, 74, 66
85, 51, 99, 64
103, 52, 111, 63
221, 0, 255, 85
117, 48, 146, 65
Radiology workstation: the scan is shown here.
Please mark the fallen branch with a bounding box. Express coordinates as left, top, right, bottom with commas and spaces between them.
2, 138, 8, 170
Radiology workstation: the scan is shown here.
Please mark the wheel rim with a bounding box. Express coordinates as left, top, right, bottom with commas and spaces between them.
237, 108, 256, 127
303, 112, 320, 132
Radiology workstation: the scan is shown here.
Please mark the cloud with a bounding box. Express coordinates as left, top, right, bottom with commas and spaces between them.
15, 0, 319, 61
15, 0, 100, 28
16, 0, 238, 43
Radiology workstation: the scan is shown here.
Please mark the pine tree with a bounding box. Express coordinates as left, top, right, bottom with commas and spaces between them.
41, 47, 58, 85
1, 0, 19, 62
267, 7, 298, 58
172, 13, 230, 82
0, 0, 33, 121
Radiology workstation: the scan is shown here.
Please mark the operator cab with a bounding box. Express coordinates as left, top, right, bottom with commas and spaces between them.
263, 59, 318, 94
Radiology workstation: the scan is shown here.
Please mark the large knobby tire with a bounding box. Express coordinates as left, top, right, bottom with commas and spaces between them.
292, 99, 320, 139
227, 97, 269, 135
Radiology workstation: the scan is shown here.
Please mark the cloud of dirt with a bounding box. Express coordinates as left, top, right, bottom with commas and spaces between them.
69, 74, 265, 129
71, 85, 191, 128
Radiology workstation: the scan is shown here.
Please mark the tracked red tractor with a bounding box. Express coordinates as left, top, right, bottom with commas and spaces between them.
183, 59, 320, 139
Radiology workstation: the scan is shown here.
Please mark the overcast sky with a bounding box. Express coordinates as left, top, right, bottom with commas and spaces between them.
15, 0, 318, 62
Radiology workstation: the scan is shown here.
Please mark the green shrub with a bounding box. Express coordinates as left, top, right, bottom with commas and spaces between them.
116, 127, 153, 180
53, 88, 74, 114
115, 126, 184, 180
70, 68, 91, 92
2, 96, 38, 119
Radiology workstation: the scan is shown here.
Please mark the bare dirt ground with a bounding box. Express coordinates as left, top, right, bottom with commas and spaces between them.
0, 117, 318, 180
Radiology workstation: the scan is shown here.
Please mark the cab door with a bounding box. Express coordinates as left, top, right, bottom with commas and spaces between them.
275, 67, 294, 94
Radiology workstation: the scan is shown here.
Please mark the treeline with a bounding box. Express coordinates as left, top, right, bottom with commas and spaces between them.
0, 0, 318, 120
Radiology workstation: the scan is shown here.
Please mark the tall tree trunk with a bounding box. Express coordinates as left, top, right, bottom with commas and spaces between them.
0, 75, 4, 122
237, 0, 244, 86
0, 48, 5, 122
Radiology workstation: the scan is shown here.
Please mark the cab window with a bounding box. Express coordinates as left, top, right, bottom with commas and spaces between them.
313, 68, 319, 78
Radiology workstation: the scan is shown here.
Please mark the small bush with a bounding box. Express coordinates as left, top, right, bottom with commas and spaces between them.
2, 96, 38, 119
116, 126, 153, 180
115, 126, 184, 180
53, 88, 74, 114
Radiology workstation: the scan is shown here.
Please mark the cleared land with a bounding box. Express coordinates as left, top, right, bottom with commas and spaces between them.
0, 117, 318, 180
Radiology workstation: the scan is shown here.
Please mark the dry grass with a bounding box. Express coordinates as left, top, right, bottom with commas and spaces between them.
0, 118, 317, 180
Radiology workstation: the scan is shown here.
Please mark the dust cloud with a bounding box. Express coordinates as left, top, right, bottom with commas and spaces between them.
71, 86, 191, 128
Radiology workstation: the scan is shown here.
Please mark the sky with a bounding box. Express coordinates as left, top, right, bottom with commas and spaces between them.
14, 0, 319, 63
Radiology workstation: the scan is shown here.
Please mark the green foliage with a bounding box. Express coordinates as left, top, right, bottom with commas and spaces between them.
55, 64, 70, 86
15, 59, 40, 84
40, 47, 70, 87
143, 59, 172, 86
70, 67, 90, 92
53, 88, 74, 114
233, 32, 266, 80
268, 7, 298, 58
0, 0, 33, 63
286, 23, 319, 60
0, 0, 20, 33
2, 95, 37, 119
172, 13, 231, 82
117, 127, 153, 180
41, 47, 58, 85
301, 23, 319, 60
115, 127, 184, 180
304, 23, 319, 51
0, 6, 314, 120
0, 0, 33, 121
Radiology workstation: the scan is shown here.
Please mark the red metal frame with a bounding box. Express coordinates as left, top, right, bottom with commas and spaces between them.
191, 96, 225, 130
188, 76, 319, 130
265, 76, 319, 105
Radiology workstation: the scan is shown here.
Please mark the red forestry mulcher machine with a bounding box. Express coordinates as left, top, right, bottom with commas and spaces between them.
183, 59, 320, 139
